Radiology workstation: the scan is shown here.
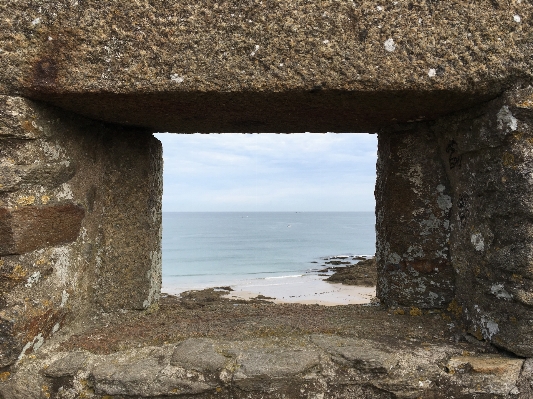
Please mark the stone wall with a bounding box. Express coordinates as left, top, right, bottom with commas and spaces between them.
1, 0, 533, 377
0, 96, 162, 368
376, 85, 533, 357
435, 87, 533, 358
376, 124, 454, 309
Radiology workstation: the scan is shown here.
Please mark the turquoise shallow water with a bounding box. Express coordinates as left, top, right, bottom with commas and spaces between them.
161, 212, 375, 292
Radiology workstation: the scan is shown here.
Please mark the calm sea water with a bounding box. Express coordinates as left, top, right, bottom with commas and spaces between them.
161, 212, 375, 292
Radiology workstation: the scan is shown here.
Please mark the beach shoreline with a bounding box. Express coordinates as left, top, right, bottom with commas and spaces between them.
162, 256, 377, 306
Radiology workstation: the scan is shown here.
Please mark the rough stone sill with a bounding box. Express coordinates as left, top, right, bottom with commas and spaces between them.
3, 292, 532, 399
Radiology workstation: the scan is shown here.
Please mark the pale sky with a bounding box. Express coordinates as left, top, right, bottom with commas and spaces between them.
154, 133, 377, 212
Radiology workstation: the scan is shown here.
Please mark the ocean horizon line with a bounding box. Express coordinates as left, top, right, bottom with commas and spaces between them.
162, 210, 375, 213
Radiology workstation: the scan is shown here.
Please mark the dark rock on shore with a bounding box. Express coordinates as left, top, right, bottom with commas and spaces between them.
326, 257, 377, 287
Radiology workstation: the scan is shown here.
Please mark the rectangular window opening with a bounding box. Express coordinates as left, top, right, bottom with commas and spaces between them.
154, 132, 378, 306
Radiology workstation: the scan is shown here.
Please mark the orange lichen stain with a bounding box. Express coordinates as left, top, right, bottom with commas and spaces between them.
511, 273, 523, 282
517, 99, 533, 109
393, 308, 405, 315
0, 372, 10, 381
17, 195, 35, 206
0, 259, 4, 268
36, 258, 47, 266
502, 152, 515, 168
41, 384, 51, 399
216, 387, 222, 393
510, 316, 517, 323
41, 195, 50, 204
462, 351, 471, 356
410, 307, 422, 316
21, 119, 40, 134
513, 131, 524, 141
10, 264, 28, 280
77, 379, 94, 398
447, 299, 463, 318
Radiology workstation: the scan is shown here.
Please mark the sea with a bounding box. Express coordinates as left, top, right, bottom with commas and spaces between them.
161, 212, 376, 294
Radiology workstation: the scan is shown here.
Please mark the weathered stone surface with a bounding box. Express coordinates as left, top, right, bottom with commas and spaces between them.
43, 351, 89, 378
447, 355, 524, 396
0, 162, 76, 193
171, 338, 228, 372
90, 347, 215, 397
234, 348, 320, 379
376, 124, 454, 308
0, 96, 162, 369
0, 1, 532, 132
311, 335, 393, 373
0, 317, 19, 368
0, 204, 85, 256
0, 96, 43, 139
433, 87, 533, 357
2, 329, 528, 399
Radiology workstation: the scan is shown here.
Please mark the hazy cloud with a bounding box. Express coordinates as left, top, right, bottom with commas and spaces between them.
154, 133, 377, 212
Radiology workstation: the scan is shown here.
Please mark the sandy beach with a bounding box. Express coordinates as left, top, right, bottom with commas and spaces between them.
163, 272, 376, 306
222, 274, 375, 305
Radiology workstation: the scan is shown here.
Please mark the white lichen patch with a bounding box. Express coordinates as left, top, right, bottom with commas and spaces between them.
491, 283, 513, 300
18, 341, 33, 361
33, 333, 44, 351
61, 289, 69, 307
52, 247, 71, 285
514, 15, 521, 23
497, 106, 518, 132
170, 74, 184, 83
437, 192, 452, 213
408, 164, 423, 194
471, 233, 484, 252
420, 214, 440, 236
17, 333, 45, 361
406, 245, 424, 260
388, 252, 401, 264
56, 183, 74, 200
428, 69, 436, 78
25, 271, 41, 288
480, 317, 499, 340
250, 44, 260, 56
41, 141, 63, 160
31, 17, 41, 26
384, 38, 396, 52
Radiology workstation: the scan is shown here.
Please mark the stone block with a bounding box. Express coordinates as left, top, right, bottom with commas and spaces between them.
2, 2, 532, 132
90, 347, 214, 397
0, 162, 76, 193
434, 87, 533, 357
0, 96, 42, 139
0, 204, 85, 256
376, 125, 454, 308
43, 352, 90, 378
171, 338, 227, 372
447, 355, 524, 396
